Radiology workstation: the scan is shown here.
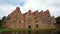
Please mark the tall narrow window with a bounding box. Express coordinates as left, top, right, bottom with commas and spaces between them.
29, 13, 31, 15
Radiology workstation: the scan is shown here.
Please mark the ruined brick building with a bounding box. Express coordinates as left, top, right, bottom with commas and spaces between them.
3, 7, 56, 30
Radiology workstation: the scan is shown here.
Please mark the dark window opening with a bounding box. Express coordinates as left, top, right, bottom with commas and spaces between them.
28, 25, 31, 29
36, 24, 38, 28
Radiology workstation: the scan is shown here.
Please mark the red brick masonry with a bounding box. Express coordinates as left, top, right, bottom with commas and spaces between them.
3, 7, 56, 30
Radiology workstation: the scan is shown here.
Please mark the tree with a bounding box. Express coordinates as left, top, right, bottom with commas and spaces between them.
0, 16, 7, 28
2, 16, 7, 21
0, 19, 3, 28
55, 16, 60, 24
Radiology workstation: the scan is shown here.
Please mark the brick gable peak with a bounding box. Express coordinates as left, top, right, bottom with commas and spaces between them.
16, 7, 22, 14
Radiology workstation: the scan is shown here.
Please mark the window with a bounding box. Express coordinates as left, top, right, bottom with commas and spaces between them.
15, 16, 18, 19
22, 20, 24, 23
35, 15, 39, 20
14, 20, 16, 23
19, 20, 21, 23
36, 22, 38, 24
16, 25, 19, 29
47, 22, 51, 25
36, 17, 38, 19
28, 17, 31, 21
28, 25, 31, 29
35, 20, 38, 23
47, 20, 50, 22
29, 13, 31, 15
42, 24, 44, 25
14, 20, 19, 23
41, 14, 44, 16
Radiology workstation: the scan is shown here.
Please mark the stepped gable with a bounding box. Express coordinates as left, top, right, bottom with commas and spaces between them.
44, 9, 51, 17
3, 7, 56, 29
23, 13, 27, 19
40, 10, 44, 14
8, 7, 22, 17
32, 11, 37, 16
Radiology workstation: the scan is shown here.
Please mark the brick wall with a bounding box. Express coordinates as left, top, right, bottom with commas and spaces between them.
3, 7, 56, 30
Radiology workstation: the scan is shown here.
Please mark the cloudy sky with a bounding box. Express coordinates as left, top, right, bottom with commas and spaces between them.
0, 0, 60, 18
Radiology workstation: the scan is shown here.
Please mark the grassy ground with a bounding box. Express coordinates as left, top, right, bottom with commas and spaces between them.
0, 28, 56, 32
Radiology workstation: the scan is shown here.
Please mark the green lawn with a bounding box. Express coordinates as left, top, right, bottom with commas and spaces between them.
0, 28, 56, 32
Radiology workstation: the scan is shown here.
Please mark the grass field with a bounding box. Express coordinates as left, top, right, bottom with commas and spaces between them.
0, 28, 56, 32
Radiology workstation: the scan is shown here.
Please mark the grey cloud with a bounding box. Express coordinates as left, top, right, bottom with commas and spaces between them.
47, 0, 60, 8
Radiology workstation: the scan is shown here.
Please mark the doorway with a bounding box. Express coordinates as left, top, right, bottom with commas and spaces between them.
28, 25, 31, 29
36, 24, 38, 28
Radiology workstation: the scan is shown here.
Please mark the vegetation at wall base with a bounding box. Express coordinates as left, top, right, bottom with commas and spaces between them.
0, 16, 60, 32
0, 28, 56, 32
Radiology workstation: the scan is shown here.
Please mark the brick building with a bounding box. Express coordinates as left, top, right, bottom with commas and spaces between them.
3, 7, 56, 30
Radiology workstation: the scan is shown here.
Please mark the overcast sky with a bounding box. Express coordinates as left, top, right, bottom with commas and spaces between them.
0, 0, 60, 18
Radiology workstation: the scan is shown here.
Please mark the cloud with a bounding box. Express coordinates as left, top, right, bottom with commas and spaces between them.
21, 0, 59, 17
46, 0, 60, 17
0, 4, 16, 18
0, 0, 26, 18
0, 0, 60, 18
0, 0, 25, 6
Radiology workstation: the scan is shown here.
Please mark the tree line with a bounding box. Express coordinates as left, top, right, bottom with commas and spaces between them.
0, 16, 7, 28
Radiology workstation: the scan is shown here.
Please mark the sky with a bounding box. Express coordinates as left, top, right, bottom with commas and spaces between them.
0, 0, 60, 18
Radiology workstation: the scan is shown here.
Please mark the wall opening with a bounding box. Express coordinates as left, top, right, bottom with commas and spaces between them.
28, 25, 31, 29
36, 24, 38, 28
